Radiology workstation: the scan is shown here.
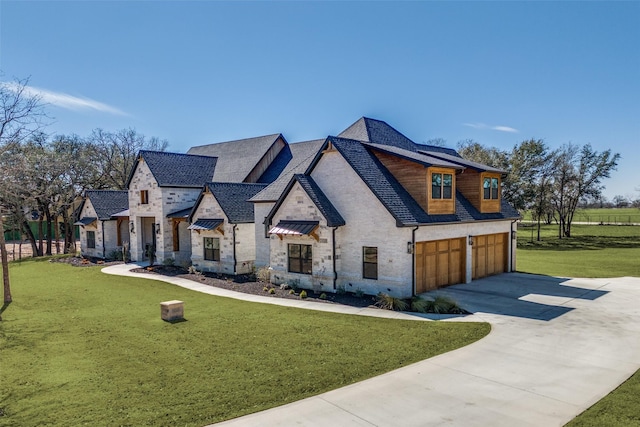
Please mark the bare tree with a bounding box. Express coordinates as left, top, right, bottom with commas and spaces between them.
0, 76, 47, 303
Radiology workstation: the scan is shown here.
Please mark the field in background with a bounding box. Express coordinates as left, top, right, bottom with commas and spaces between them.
521, 207, 640, 225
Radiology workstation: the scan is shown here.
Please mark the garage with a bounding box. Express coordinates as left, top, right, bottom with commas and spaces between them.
472, 233, 508, 279
415, 238, 465, 293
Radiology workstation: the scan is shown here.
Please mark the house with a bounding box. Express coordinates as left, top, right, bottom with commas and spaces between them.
75, 190, 130, 259
188, 182, 267, 274
126, 150, 217, 264
263, 118, 520, 298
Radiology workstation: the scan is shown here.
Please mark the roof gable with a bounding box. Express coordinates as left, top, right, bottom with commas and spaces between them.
128, 151, 218, 188
187, 134, 284, 182
265, 174, 345, 228
338, 117, 416, 151
250, 139, 325, 202
85, 190, 129, 220
196, 183, 267, 223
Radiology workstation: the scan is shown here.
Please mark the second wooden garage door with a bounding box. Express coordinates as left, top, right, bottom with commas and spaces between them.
472, 233, 508, 279
415, 238, 465, 293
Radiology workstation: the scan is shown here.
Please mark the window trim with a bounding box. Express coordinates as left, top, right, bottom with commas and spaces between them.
482, 175, 500, 200
431, 172, 453, 200
203, 237, 220, 261
363, 246, 378, 280
86, 230, 96, 249
288, 243, 312, 275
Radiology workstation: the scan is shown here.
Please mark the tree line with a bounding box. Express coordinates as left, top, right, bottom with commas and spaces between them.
454, 139, 621, 240
0, 77, 167, 304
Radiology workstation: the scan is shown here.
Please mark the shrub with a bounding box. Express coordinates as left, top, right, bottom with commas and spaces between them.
355, 288, 365, 298
268, 288, 276, 295
162, 258, 175, 267
107, 250, 123, 261
289, 279, 300, 292
263, 286, 269, 292
319, 293, 327, 300
410, 296, 430, 313
256, 266, 271, 282
299, 290, 308, 299
375, 293, 409, 311
288, 289, 295, 295
336, 285, 346, 295
411, 295, 466, 314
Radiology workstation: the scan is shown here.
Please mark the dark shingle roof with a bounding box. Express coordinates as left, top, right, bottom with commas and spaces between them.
250, 139, 325, 202
85, 190, 129, 220
363, 143, 464, 169
340, 117, 461, 158
292, 175, 345, 227
187, 134, 283, 182
204, 183, 268, 223
418, 149, 506, 174
131, 151, 218, 188
326, 136, 519, 226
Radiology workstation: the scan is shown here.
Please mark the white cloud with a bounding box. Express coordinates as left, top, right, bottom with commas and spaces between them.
1, 82, 129, 116
463, 122, 519, 133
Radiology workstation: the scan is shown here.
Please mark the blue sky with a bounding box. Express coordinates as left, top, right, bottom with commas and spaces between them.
1, 1, 638, 200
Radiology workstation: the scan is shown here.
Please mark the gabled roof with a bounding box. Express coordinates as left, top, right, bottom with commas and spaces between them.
167, 206, 193, 219
190, 183, 267, 224
340, 117, 461, 157
417, 149, 507, 174
363, 142, 464, 170
307, 136, 519, 226
266, 174, 345, 229
187, 134, 284, 182
250, 139, 325, 202
127, 151, 217, 188
84, 190, 129, 220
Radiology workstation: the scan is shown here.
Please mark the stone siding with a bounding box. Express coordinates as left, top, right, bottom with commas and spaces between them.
253, 202, 273, 268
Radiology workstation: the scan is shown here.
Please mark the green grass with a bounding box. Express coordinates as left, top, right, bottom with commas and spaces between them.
516, 223, 640, 277
521, 207, 640, 224
0, 261, 489, 426
566, 370, 640, 426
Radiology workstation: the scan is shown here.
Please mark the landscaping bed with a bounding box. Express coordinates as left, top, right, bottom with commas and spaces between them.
131, 265, 377, 308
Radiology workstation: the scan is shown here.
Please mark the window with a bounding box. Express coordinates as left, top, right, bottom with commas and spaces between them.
432, 173, 453, 199
363, 246, 378, 280
288, 243, 312, 274
87, 231, 96, 249
140, 190, 149, 204
483, 177, 500, 200
204, 237, 220, 261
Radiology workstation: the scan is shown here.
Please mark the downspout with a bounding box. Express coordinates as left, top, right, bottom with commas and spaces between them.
101, 220, 106, 259
332, 227, 338, 290
411, 225, 419, 297
510, 219, 518, 272
232, 224, 238, 275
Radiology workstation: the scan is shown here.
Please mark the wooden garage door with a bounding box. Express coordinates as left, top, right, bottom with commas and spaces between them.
472, 233, 508, 280
415, 238, 465, 293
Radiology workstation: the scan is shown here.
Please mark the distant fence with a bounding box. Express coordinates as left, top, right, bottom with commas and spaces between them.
573, 213, 640, 225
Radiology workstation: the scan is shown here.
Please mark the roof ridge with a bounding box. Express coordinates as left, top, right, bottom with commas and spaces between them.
189, 133, 282, 150
139, 149, 217, 160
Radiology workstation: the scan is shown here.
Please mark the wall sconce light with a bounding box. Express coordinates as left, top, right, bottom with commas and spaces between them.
156, 224, 161, 234
511, 230, 517, 240
468, 235, 474, 246
407, 242, 414, 254
129, 221, 135, 233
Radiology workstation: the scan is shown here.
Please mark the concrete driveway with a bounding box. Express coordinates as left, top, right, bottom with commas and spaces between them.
211, 273, 640, 427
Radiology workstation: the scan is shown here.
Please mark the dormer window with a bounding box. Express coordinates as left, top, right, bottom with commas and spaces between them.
483, 177, 499, 200
432, 173, 453, 199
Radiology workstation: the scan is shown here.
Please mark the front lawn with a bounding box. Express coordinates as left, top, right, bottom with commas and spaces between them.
0, 260, 489, 426
516, 224, 640, 277
566, 370, 640, 427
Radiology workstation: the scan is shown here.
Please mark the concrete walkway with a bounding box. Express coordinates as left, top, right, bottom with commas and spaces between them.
102, 265, 640, 426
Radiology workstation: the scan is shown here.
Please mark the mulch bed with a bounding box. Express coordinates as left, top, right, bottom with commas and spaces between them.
131, 265, 378, 308
51, 256, 123, 268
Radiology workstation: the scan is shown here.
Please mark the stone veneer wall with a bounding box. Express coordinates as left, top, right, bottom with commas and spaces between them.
253, 202, 274, 268
310, 151, 414, 297
190, 192, 257, 275
127, 159, 200, 263
268, 181, 336, 293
